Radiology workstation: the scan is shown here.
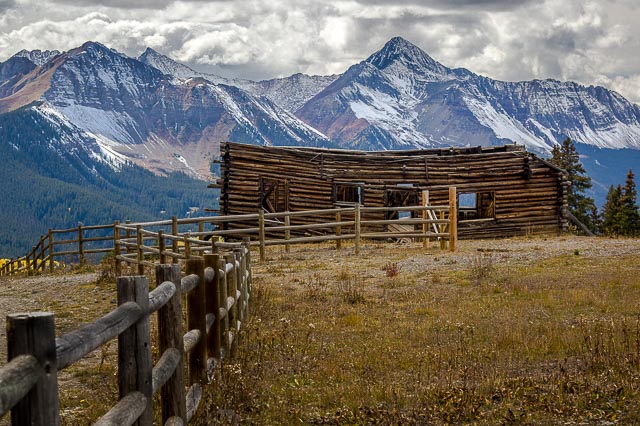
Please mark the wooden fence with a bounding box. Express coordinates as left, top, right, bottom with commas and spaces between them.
0, 188, 457, 277
0, 190, 457, 423
0, 241, 251, 425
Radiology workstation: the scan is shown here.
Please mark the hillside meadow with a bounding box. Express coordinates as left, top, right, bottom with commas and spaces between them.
1, 235, 639, 424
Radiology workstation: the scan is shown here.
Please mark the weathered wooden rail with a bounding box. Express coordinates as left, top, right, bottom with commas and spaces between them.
0, 242, 251, 424
1, 189, 457, 277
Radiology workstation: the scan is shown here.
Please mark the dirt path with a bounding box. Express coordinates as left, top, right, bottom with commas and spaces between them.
0, 272, 101, 360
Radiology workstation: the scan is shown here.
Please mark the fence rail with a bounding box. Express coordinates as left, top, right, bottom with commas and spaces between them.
0, 242, 252, 425
1, 188, 457, 277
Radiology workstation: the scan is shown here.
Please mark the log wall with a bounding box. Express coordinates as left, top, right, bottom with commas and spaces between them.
219, 142, 567, 239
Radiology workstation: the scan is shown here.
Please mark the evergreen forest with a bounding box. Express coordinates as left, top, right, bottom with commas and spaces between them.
0, 106, 214, 257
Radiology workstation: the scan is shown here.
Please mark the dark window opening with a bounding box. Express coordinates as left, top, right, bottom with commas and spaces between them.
384, 185, 420, 220
334, 183, 364, 205
260, 178, 288, 212
458, 191, 495, 220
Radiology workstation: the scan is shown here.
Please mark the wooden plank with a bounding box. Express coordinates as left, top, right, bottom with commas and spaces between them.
204, 254, 222, 365
186, 259, 207, 389
56, 302, 143, 370
156, 264, 186, 423
6, 313, 59, 425
94, 392, 147, 426
0, 355, 42, 416
117, 276, 153, 426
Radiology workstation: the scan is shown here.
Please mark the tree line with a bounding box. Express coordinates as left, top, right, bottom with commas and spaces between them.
550, 138, 639, 237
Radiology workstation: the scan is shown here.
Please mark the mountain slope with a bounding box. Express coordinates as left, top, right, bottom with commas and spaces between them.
297, 37, 640, 153
0, 42, 331, 179
139, 47, 337, 113
0, 105, 211, 256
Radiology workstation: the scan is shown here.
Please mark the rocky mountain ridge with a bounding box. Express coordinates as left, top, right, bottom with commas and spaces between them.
1, 37, 639, 205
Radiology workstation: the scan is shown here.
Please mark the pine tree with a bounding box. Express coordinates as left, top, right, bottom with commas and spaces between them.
589, 205, 602, 235
621, 169, 639, 236
550, 138, 596, 231
602, 184, 624, 236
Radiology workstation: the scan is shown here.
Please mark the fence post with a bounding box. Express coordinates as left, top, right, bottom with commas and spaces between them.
243, 237, 252, 295
184, 235, 191, 259
39, 237, 46, 271
78, 223, 84, 266
355, 204, 361, 255
31, 246, 37, 274
113, 222, 121, 277
422, 190, 429, 249
284, 212, 290, 253
117, 276, 153, 426
258, 209, 266, 262
113, 223, 121, 269
448, 187, 457, 252
158, 230, 166, 265
136, 225, 144, 276
204, 254, 221, 366
171, 216, 179, 264
156, 264, 186, 423
26, 252, 31, 276
186, 258, 207, 387
240, 249, 248, 319
225, 253, 239, 355
218, 256, 229, 357
233, 249, 244, 323
48, 229, 55, 273
124, 220, 131, 256
335, 211, 342, 250
7, 312, 60, 425
439, 211, 446, 250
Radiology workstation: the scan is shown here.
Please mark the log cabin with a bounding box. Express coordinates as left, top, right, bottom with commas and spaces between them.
215, 142, 569, 239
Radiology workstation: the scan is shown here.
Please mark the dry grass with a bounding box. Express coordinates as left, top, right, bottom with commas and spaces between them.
2, 236, 640, 424
199, 238, 640, 425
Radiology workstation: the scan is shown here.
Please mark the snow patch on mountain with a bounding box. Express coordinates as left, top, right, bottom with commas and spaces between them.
87, 133, 128, 168
566, 122, 640, 150
57, 103, 141, 145
347, 84, 431, 147
463, 96, 550, 150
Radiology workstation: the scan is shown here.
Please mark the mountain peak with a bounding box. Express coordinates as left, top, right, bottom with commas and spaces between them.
80, 40, 108, 50
139, 47, 162, 60
11, 48, 61, 66
366, 36, 449, 76
138, 47, 199, 79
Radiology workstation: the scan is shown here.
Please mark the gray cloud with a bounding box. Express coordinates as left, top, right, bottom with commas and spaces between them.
46, 0, 229, 9
0, 0, 15, 12
0, 0, 639, 104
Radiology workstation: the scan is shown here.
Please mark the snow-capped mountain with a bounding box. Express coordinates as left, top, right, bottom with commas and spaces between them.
2, 37, 639, 204
13, 49, 61, 66
0, 41, 331, 179
138, 47, 249, 87
298, 36, 640, 153
139, 47, 337, 113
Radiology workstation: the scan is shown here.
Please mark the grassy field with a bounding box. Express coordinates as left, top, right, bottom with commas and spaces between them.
1, 236, 640, 424
199, 237, 640, 425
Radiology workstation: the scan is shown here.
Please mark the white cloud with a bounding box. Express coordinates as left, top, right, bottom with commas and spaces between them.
0, 0, 639, 103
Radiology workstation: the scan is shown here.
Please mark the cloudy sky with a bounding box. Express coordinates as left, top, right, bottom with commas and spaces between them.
1, 0, 639, 103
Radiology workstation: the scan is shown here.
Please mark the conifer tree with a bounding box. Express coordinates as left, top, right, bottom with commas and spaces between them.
589, 205, 602, 235
550, 138, 596, 231
602, 184, 624, 236
621, 169, 639, 236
